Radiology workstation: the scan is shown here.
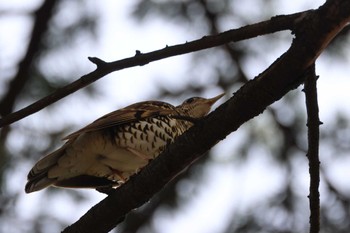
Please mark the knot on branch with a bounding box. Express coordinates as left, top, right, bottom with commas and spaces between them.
134, 50, 149, 66
135, 50, 142, 56
88, 57, 108, 68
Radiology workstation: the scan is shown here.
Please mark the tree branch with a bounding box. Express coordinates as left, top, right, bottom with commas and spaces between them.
0, 0, 58, 143
0, 11, 305, 128
62, 0, 350, 232
304, 64, 321, 233
0, 0, 58, 118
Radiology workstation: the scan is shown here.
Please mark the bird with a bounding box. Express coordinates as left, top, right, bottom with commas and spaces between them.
25, 93, 224, 193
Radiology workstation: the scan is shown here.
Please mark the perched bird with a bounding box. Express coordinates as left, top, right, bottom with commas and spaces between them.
25, 93, 224, 193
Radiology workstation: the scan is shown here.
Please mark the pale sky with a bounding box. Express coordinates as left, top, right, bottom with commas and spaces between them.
1, 1, 349, 233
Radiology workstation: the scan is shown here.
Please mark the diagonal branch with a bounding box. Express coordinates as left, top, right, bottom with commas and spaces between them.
62, 1, 350, 232
0, 11, 305, 128
0, 0, 58, 118
0, 0, 58, 143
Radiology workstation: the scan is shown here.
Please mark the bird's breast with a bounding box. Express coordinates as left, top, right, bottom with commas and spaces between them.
47, 116, 193, 184
110, 116, 189, 158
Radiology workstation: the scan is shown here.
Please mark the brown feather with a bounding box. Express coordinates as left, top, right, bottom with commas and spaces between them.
63, 101, 177, 140
25, 94, 224, 193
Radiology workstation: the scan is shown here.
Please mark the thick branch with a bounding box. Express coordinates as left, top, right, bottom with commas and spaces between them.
0, 11, 304, 128
304, 65, 320, 233
62, 0, 350, 232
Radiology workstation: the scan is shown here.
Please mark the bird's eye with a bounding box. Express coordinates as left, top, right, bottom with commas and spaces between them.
185, 97, 195, 104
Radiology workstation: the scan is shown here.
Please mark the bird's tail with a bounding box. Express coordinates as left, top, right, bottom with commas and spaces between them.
25, 145, 66, 193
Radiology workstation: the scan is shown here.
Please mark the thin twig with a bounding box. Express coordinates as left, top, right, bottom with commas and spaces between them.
304, 64, 321, 233
0, 11, 306, 128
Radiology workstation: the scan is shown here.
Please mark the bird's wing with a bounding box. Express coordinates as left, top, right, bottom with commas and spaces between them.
63, 101, 177, 140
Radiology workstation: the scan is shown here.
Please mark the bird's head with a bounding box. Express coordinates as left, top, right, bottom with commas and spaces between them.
177, 93, 225, 118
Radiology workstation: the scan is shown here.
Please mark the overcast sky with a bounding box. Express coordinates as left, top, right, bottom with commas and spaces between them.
1, 1, 350, 233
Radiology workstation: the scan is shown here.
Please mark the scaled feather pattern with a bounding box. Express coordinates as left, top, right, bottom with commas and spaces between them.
25, 94, 224, 193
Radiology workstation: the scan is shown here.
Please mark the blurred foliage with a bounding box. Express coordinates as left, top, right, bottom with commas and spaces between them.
0, 1, 100, 232
0, 0, 349, 233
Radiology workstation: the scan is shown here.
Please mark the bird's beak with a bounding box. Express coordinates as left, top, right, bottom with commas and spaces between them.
206, 93, 225, 105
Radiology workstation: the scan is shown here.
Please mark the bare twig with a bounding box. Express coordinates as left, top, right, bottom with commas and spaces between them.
62, 1, 350, 232
0, 11, 305, 128
304, 64, 321, 233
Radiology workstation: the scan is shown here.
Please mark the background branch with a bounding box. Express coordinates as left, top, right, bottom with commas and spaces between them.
0, 0, 58, 117
0, 0, 58, 139
304, 64, 320, 233
62, 1, 350, 232
0, 11, 304, 128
